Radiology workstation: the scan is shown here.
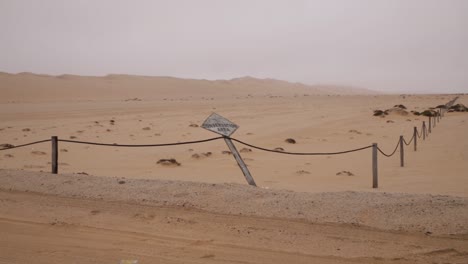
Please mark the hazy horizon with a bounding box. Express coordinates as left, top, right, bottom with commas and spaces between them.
1, 0, 467, 93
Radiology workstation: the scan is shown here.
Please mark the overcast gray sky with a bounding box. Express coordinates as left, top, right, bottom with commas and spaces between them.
1, 0, 467, 93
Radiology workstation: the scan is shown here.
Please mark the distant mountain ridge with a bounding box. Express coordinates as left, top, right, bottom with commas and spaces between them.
0, 72, 377, 102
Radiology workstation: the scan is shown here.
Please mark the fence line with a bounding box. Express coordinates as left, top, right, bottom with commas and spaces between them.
1, 136, 375, 156
0, 112, 435, 155
0, 97, 459, 189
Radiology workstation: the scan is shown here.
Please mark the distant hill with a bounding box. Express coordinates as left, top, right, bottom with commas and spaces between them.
0, 72, 377, 102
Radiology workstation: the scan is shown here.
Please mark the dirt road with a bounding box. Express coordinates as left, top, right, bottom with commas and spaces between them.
1, 189, 467, 264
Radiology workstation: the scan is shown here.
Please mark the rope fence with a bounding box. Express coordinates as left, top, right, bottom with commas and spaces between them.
0, 96, 459, 189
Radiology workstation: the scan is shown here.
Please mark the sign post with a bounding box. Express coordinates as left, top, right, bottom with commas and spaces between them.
202, 113, 257, 186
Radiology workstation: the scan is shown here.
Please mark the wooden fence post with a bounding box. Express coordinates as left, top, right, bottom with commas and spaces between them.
422, 121, 426, 140
428, 116, 432, 133
51, 136, 58, 174
414, 127, 417, 151
400, 136, 404, 167
372, 143, 378, 188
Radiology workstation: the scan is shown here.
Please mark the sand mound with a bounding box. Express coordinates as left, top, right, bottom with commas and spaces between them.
336, 171, 354, 176
394, 104, 407, 109
239, 148, 252, 153
449, 104, 468, 112
421, 109, 439, 116
385, 107, 409, 116
191, 152, 212, 159
374, 105, 410, 117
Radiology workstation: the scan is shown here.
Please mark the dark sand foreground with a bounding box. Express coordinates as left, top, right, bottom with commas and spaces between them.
0, 169, 467, 263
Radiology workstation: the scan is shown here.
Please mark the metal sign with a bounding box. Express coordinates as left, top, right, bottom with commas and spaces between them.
201, 113, 239, 137
200, 112, 256, 186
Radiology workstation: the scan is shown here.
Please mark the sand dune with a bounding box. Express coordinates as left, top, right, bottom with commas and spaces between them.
0, 72, 376, 103
0, 73, 467, 263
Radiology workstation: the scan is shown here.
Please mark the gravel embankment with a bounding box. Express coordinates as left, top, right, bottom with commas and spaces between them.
1, 169, 467, 235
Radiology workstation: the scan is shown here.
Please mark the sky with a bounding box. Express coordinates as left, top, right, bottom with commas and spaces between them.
0, 0, 467, 93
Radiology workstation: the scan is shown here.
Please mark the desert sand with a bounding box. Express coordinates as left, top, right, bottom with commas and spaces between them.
0, 72, 467, 263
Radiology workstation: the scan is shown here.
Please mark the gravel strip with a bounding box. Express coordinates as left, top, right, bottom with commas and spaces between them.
1, 169, 467, 235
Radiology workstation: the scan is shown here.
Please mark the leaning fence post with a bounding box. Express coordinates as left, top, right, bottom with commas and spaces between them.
428, 116, 432, 133
400, 136, 404, 167
223, 137, 256, 186
51, 136, 58, 174
372, 143, 378, 188
422, 121, 426, 140
413, 127, 417, 151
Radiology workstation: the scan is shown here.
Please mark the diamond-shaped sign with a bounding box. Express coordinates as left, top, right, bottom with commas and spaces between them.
201, 113, 239, 137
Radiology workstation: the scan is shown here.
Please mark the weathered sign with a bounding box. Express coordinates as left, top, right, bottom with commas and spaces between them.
201, 113, 256, 186
201, 113, 239, 137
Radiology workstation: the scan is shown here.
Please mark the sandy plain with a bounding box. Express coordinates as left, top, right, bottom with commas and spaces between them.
0, 72, 467, 263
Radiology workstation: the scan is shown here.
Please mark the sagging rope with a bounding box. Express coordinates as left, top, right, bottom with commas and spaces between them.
0, 139, 51, 151
230, 138, 373, 155
416, 128, 422, 139
377, 138, 400, 157
403, 135, 414, 146
58, 137, 224, 147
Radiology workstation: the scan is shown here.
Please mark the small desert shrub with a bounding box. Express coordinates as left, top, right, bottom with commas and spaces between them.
394, 104, 407, 109
421, 110, 436, 117
449, 104, 468, 112
157, 158, 181, 166
373, 110, 386, 116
